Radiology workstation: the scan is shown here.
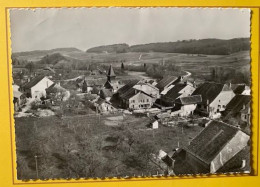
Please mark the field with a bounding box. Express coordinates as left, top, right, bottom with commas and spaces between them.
13, 50, 250, 81
15, 114, 204, 179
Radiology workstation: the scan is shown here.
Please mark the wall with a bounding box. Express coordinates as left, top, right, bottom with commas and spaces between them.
129, 92, 153, 109
31, 77, 54, 98
209, 90, 235, 117
210, 131, 250, 173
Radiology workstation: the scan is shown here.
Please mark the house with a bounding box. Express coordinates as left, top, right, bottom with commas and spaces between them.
192, 82, 235, 118
13, 90, 26, 111
133, 81, 160, 100
78, 78, 106, 93
117, 79, 157, 110
165, 120, 250, 174
160, 82, 196, 107
171, 95, 202, 117
99, 88, 113, 101
45, 83, 69, 102
155, 76, 179, 93
222, 95, 251, 125
21, 75, 54, 99
231, 84, 250, 95
120, 88, 154, 110
95, 98, 116, 113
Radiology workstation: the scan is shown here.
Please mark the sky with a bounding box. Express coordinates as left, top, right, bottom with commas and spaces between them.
10, 8, 251, 52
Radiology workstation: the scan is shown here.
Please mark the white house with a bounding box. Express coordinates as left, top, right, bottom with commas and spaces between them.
192, 82, 235, 118
172, 95, 202, 117
22, 75, 54, 99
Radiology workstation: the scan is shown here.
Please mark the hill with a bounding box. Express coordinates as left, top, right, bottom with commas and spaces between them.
87, 43, 129, 53
86, 38, 250, 55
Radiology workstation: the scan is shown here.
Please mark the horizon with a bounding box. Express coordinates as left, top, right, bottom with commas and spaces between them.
13, 37, 250, 53
10, 8, 250, 53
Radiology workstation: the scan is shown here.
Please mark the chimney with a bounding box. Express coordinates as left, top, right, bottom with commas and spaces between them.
229, 82, 232, 88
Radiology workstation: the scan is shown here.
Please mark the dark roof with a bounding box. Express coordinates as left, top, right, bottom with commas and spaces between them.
117, 79, 139, 96
107, 65, 116, 77
187, 120, 240, 164
175, 95, 202, 105
161, 84, 187, 102
100, 88, 113, 98
23, 75, 46, 89
120, 87, 137, 100
223, 95, 251, 117
82, 78, 106, 86
233, 84, 246, 95
192, 82, 229, 104
156, 76, 178, 91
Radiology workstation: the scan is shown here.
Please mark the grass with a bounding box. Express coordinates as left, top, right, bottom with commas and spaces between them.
15, 112, 204, 179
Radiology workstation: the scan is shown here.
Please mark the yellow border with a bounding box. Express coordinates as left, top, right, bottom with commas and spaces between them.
0, 1, 260, 187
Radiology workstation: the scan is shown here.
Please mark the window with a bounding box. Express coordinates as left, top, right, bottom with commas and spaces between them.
132, 100, 135, 103
147, 99, 149, 102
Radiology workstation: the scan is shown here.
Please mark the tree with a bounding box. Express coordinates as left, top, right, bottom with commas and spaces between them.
121, 62, 125, 71
25, 62, 35, 73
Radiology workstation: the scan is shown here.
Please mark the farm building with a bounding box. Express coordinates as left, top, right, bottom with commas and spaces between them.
192, 82, 235, 118
120, 88, 154, 110
165, 120, 250, 174
94, 98, 116, 113
171, 95, 202, 117
21, 75, 54, 99
45, 82, 69, 102
116, 79, 158, 110
99, 88, 113, 101
78, 78, 106, 93
133, 81, 160, 100
156, 76, 179, 93
231, 84, 251, 95
160, 82, 196, 107
222, 95, 251, 125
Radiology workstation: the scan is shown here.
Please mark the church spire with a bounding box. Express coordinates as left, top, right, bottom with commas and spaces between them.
107, 65, 116, 82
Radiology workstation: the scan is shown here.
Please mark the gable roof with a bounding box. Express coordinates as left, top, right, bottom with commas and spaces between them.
22, 75, 46, 89
186, 120, 240, 164
161, 83, 187, 102
223, 95, 251, 117
117, 79, 139, 96
45, 83, 66, 93
192, 82, 228, 104
233, 84, 247, 95
175, 95, 202, 105
156, 76, 178, 91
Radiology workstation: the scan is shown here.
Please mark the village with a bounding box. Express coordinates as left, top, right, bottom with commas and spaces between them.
12, 59, 251, 178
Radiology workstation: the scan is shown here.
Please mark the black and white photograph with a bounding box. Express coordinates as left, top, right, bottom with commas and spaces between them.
10, 8, 251, 179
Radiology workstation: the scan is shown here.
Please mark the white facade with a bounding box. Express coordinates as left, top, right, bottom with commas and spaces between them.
31, 77, 54, 99
209, 91, 235, 118
133, 83, 160, 99
128, 92, 153, 110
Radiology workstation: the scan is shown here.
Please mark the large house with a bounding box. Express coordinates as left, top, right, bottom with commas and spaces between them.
21, 75, 54, 99
192, 82, 235, 118
162, 120, 250, 175
117, 80, 156, 110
